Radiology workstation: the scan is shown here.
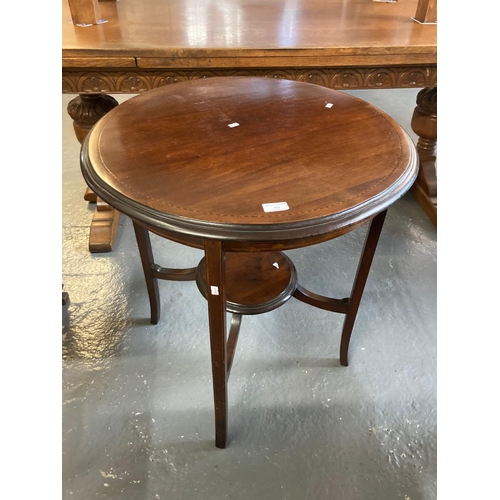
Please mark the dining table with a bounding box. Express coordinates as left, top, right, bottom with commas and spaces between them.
62, 0, 437, 253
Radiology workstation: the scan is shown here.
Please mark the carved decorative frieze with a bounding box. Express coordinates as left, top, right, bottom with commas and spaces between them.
81, 75, 113, 93
117, 75, 149, 92
397, 69, 428, 88
331, 71, 363, 89
366, 69, 397, 88
62, 66, 437, 93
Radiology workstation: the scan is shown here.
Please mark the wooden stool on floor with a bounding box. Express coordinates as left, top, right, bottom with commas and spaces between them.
80, 77, 418, 448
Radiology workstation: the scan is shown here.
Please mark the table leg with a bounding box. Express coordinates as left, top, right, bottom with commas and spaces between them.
133, 222, 161, 324
62, 284, 69, 306
67, 93, 121, 252
340, 210, 387, 367
204, 240, 228, 448
411, 87, 437, 226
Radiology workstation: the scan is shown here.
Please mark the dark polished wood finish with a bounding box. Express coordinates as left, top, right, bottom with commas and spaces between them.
82, 78, 416, 237
226, 314, 242, 379
196, 252, 297, 315
80, 77, 418, 447
339, 210, 387, 366
63, 0, 437, 251
204, 239, 229, 448
132, 222, 161, 325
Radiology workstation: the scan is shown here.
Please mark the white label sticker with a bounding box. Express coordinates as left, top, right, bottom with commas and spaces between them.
325, 103, 333, 108
210, 286, 219, 295
262, 202, 289, 212
228, 122, 240, 128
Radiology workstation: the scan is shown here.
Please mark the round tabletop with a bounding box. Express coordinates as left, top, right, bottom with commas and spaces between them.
81, 77, 418, 245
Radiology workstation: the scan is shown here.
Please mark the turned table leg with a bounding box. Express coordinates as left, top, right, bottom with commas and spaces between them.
67, 93, 121, 252
411, 87, 437, 226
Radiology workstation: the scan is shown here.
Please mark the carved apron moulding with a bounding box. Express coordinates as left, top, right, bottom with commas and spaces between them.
297, 70, 330, 87
80, 74, 113, 93
397, 69, 428, 87
331, 70, 363, 89
116, 75, 151, 92
365, 69, 397, 88
62, 67, 437, 93
62, 77, 77, 93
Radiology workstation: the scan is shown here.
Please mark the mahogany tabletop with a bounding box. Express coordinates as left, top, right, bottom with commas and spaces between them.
81, 77, 418, 245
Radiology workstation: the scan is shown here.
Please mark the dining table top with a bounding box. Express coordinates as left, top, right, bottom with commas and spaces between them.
62, 0, 437, 69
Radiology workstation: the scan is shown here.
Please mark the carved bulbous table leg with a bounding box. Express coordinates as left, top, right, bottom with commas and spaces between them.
67, 94, 121, 252
410, 87, 437, 226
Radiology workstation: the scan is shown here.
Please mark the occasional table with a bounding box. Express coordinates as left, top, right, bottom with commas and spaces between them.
63, 0, 436, 253
80, 77, 418, 447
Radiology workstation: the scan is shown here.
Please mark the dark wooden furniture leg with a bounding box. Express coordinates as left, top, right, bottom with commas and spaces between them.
411, 87, 437, 226
204, 240, 228, 449
132, 221, 199, 323
133, 221, 161, 324
62, 285, 69, 306
340, 210, 387, 367
67, 93, 121, 252
131, 223, 238, 447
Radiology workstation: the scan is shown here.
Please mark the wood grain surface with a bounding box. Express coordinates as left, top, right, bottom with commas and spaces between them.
82, 77, 417, 241
63, 0, 436, 65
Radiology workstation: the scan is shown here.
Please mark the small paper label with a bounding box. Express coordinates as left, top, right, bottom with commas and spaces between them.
262, 202, 289, 212
210, 286, 219, 295
325, 103, 333, 108
228, 122, 240, 128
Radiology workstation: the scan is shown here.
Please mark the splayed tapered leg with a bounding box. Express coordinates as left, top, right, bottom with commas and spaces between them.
340, 210, 387, 366
133, 221, 161, 324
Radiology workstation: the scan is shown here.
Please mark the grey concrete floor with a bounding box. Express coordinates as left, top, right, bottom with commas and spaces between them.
62, 88, 437, 500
